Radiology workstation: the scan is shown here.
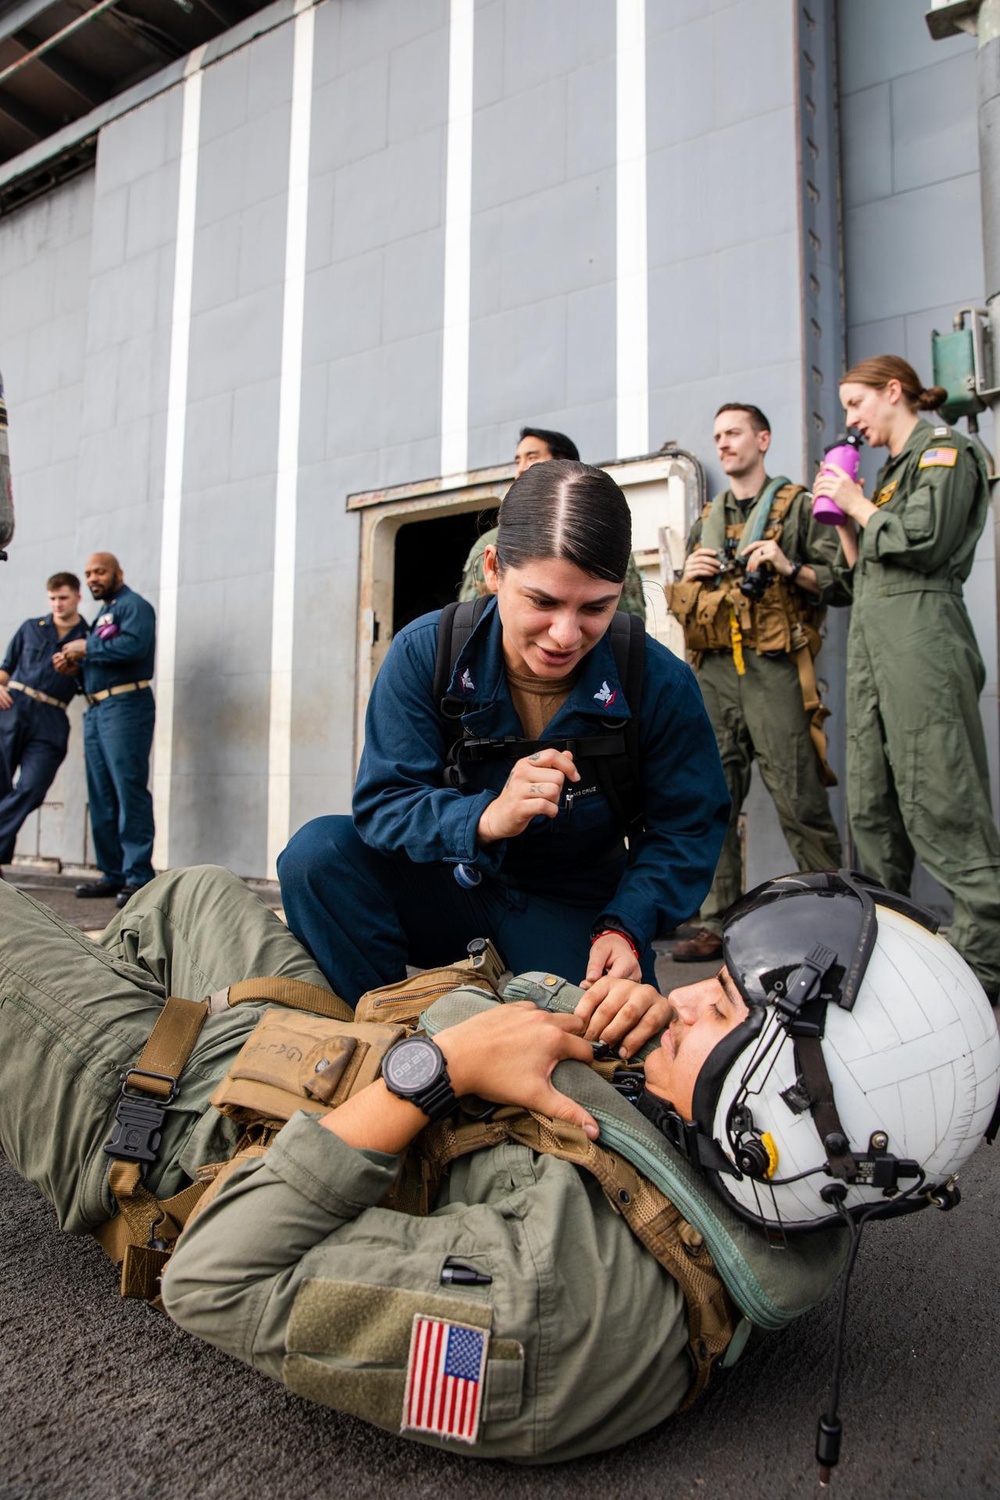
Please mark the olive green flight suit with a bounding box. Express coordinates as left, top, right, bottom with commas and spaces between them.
459, 525, 648, 621
0, 866, 690, 1462
846, 419, 1000, 993
684, 483, 850, 932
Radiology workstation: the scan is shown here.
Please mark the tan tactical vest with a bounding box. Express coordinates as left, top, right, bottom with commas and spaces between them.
667, 483, 822, 658
666, 483, 836, 785
95, 961, 735, 1406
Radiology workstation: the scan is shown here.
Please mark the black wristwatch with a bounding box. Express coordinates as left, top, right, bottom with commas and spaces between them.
787, 559, 803, 585
381, 1036, 457, 1123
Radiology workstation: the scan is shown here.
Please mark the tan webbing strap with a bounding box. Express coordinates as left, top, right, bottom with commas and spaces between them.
413, 1108, 736, 1404
95, 1163, 209, 1299
790, 627, 837, 788
124, 994, 211, 1098
210, 976, 353, 1022
96, 983, 347, 1299
96, 994, 212, 1292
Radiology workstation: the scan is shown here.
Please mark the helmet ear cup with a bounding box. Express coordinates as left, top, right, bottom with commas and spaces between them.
735, 1133, 773, 1180
731, 1111, 779, 1180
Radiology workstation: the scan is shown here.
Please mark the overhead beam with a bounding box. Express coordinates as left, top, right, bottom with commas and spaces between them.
98, 6, 182, 68
0, 85, 52, 141
8, 30, 108, 108
195, 0, 244, 31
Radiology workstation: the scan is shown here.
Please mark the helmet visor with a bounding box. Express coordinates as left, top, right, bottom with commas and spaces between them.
721, 870, 936, 1014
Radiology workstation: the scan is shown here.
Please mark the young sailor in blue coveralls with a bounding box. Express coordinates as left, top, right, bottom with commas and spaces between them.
0, 571, 89, 867
279, 461, 729, 1004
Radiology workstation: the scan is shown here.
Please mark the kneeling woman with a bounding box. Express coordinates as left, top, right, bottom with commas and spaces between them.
279, 461, 729, 1004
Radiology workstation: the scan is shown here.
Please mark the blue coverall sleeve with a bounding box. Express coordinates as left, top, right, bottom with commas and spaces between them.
84, 593, 155, 665
352, 624, 505, 872
594, 653, 730, 945
0, 623, 23, 675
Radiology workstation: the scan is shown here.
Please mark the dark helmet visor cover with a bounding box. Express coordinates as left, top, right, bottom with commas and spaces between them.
720, 870, 938, 1016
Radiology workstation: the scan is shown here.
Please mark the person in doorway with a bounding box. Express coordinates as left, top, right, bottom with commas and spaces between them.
458, 426, 647, 620
813, 353, 1000, 1001
280, 460, 729, 1002
53, 552, 156, 909
666, 404, 850, 962
0, 571, 88, 869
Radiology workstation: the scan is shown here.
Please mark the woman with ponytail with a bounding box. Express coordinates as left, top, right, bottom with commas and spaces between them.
279, 461, 729, 1008
812, 355, 1000, 1000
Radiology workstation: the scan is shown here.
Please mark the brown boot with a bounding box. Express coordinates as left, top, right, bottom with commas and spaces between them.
670, 927, 723, 962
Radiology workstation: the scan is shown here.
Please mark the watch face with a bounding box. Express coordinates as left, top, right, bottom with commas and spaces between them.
385, 1038, 441, 1092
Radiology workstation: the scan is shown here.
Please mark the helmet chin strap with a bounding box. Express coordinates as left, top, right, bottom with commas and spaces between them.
632, 1087, 738, 1175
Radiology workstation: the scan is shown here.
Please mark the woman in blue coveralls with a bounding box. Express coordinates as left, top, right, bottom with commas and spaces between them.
279, 462, 729, 1005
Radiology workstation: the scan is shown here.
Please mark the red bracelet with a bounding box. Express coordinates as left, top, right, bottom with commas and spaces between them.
592, 927, 640, 963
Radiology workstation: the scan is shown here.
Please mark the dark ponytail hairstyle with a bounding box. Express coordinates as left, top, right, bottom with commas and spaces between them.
495, 461, 632, 584
841, 355, 947, 412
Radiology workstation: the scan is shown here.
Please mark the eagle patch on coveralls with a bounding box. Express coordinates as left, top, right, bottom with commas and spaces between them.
402, 1316, 488, 1443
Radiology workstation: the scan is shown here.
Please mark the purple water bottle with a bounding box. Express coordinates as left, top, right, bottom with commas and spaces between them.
813, 431, 863, 525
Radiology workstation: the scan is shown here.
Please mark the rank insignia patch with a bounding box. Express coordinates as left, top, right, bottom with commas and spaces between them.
875, 480, 898, 507
402, 1316, 488, 1444
918, 447, 958, 469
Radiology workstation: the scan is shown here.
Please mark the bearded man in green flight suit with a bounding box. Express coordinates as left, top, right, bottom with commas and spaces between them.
458, 425, 647, 621
667, 404, 852, 962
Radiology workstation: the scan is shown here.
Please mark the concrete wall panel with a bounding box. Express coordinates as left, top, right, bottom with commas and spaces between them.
0, 0, 994, 889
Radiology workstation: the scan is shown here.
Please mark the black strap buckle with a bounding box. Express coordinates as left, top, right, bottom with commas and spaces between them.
103, 1070, 178, 1170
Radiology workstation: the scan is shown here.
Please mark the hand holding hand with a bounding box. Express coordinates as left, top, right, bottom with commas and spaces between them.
477, 747, 580, 844
574, 976, 673, 1060
52, 650, 81, 676
438, 1003, 599, 1137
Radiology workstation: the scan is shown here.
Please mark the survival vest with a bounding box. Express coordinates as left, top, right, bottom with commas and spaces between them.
433, 597, 647, 838
666, 480, 837, 786
96, 961, 848, 1410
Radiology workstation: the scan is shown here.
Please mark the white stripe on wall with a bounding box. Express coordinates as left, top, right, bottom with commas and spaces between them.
152, 46, 205, 872
616, 0, 649, 458
440, 0, 474, 477
266, 0, 315, 878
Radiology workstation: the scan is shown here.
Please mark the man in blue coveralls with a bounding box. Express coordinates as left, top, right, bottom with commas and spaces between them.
53, 552, 156, 908
0, 572, 89, 871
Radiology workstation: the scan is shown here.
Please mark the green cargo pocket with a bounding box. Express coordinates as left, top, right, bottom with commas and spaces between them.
283, 1280, 524, 1434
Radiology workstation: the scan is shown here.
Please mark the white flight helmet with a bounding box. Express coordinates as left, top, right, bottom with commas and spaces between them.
687, 872, 1000, 1233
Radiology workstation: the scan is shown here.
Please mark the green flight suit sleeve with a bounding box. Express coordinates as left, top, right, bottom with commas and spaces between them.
786, 492, 853, 606
859, 446, 983, 576
160, 1108, 691, 1461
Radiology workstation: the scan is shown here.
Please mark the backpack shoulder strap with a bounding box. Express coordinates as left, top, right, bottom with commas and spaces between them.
433, 596, 490, 709
599, 610, 646, 837
764, 479, 807, 535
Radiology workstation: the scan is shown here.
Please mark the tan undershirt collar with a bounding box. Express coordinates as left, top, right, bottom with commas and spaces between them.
506, 663, 583, 739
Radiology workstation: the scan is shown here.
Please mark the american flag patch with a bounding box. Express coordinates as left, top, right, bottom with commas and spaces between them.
918, 446, 958, 469
402, 1316, 488, 1444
